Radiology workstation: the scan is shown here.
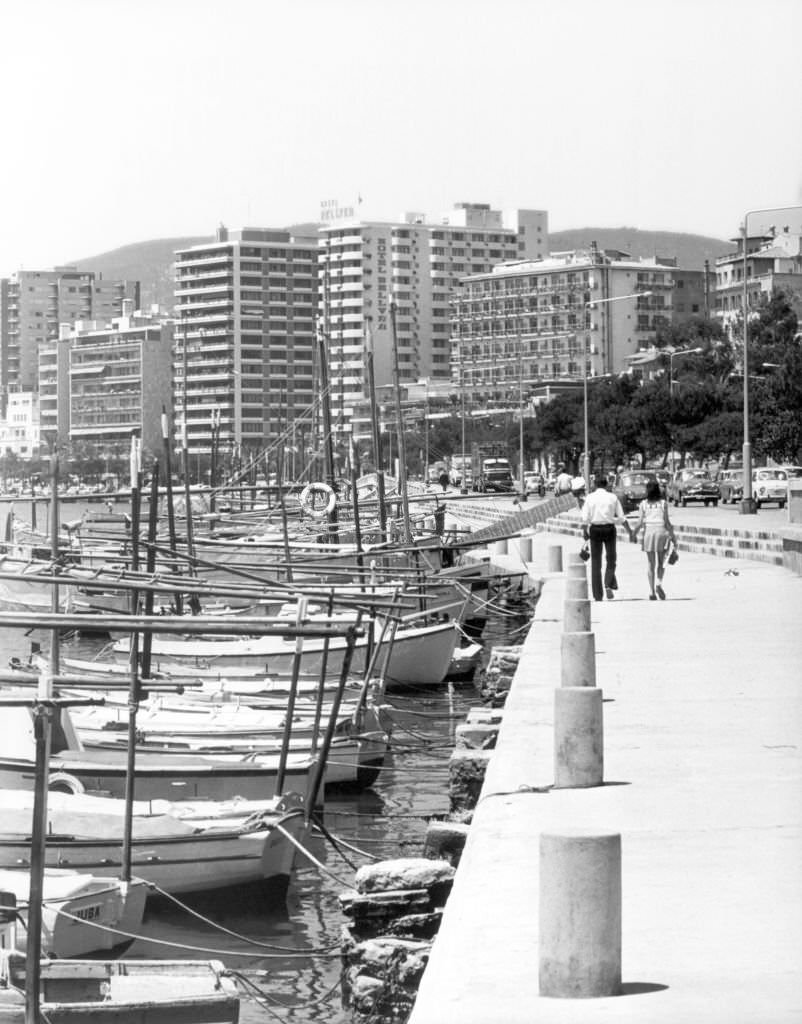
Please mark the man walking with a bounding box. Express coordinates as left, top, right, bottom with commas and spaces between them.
555, 463, 573, 495
582, 474, 631, 601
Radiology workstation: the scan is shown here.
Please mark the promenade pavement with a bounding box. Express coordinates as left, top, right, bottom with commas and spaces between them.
410, 519, 802, 1024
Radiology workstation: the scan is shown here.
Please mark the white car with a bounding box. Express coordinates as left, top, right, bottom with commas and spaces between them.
752, 467, 787, 509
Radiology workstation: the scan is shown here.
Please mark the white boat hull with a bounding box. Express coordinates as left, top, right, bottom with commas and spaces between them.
0, 870, 147, 958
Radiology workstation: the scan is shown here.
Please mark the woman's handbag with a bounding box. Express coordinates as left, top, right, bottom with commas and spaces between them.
579, 542, 590, 562
667, 542, 679, 565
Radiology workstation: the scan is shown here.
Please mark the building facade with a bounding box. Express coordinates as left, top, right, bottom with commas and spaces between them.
0, 390, 39, 460
715, 224, 802, 327
449, 245, 698, 401
53, 304, 173, 462
317, 202, 548, 440
0, 267, 139, 413
173, 227, 318, 461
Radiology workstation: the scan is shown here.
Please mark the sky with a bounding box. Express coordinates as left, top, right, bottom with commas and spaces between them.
1, 0, 801, 274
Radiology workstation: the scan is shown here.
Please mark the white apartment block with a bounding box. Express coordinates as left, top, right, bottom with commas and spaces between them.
0, 268, 138, 406
174, 227, 317, 456
450, 245, 684, 398
318, 202, 548, 440
0, 390, 39, 459
715, 222, 802, 328
59, 304, 173, 462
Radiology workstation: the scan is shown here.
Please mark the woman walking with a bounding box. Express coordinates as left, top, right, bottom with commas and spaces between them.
631, 479, 676, 600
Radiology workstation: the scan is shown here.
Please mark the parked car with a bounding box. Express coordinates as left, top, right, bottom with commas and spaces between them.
752, 467, 787, 509
613, 470, 657, 513
781, 465, 802, 479
523, 471, 545, 496
717, 468, 743, 504
653, 469, 670, 493
668, 469, 720, 507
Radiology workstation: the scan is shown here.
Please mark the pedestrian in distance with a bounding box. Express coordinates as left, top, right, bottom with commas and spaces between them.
555, 463, 573, 495
581, 474, 632, 601
438, 470, 449, 492
630, 479, 676, 600
570, 476, 587, 510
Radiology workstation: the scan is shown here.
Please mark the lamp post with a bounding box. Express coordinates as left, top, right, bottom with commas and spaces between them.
518, 338, 526, 501
459, 346, 468, 495
668, 346, 704, 397
667, 346, 703, 474
737, 205, 802, 512
581, 284, 651, 489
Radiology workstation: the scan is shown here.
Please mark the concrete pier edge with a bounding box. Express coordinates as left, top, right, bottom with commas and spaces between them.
410, 517, 802, 1024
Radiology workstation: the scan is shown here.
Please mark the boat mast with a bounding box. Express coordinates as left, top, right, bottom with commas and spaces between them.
388, 298, 413, 544
365, 317, 388, 542
316, 313, 339, 544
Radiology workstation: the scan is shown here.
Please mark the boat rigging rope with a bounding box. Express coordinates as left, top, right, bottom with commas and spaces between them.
54, 907, 341, 959
226, 968, 343, 1016
274, 823, 353, 888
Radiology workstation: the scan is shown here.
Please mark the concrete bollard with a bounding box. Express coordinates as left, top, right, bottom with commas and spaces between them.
564, 577, 588, 601
553, 686, 604, 787
519, 536, 533, 563
566, 562, 587, 580
546, 544, 563, 573
539, 829, 621, 997
560, 630, 596, 688
495, 538, 508, 556
563, 598, 591, 633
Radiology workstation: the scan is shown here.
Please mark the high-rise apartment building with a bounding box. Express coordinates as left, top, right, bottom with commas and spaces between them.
449, 246, 704, 399
0, 267, 139, 416
174, 227, 318, 458
49, 303, 173, 461
318, 202, 548, 439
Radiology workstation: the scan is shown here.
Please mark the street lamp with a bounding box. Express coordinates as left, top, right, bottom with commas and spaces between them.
459, 347, 468, 495
581, 282, 652, 489
668, 346, 704, 396
738, 205, 802, 513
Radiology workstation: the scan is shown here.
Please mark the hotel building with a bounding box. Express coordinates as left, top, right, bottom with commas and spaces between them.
317, 202, 548, 440
449, 245, 709, 399
173, 227, 318, 459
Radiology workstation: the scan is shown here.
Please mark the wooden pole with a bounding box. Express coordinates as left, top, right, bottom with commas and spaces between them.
140, 461, 160, 678
388, 299, 413, 544
121, 435, 142, 882
316, 318, 339, 544
24, 677, 52, 1024
365, 318, 388, 543
275, 598, 308, 795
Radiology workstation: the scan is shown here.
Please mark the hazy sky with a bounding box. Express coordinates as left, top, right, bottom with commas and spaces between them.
2, 0, 801, 274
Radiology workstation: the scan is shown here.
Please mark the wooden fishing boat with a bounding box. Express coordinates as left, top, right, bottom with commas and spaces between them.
0, 698, 386, 799
0, 869, 147, 958
111, 618, 459, 687
0, 953, 240, 1023
0, 789, 307, 898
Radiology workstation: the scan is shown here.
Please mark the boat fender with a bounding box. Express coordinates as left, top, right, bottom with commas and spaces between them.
299, 482, 336, 518
48, 772, 85, 795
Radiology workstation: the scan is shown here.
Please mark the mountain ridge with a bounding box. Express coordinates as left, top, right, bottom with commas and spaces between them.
68, 226, 732, 311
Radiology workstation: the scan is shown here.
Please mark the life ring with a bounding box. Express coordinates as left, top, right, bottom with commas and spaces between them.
299, 482, 336, 518
48, 772, 85, 795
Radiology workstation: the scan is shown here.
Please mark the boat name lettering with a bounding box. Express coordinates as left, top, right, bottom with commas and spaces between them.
74, 903, 102, 921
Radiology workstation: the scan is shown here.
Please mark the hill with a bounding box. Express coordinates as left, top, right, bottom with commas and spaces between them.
548, 227, 732, 269
69, 226, 733, 312
70, 236, 211, 310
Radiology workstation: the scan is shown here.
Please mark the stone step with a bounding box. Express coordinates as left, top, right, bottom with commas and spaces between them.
535, 515, 785, 566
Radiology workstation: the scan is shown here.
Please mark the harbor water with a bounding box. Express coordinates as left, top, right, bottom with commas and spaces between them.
0, 498, 532, 1021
